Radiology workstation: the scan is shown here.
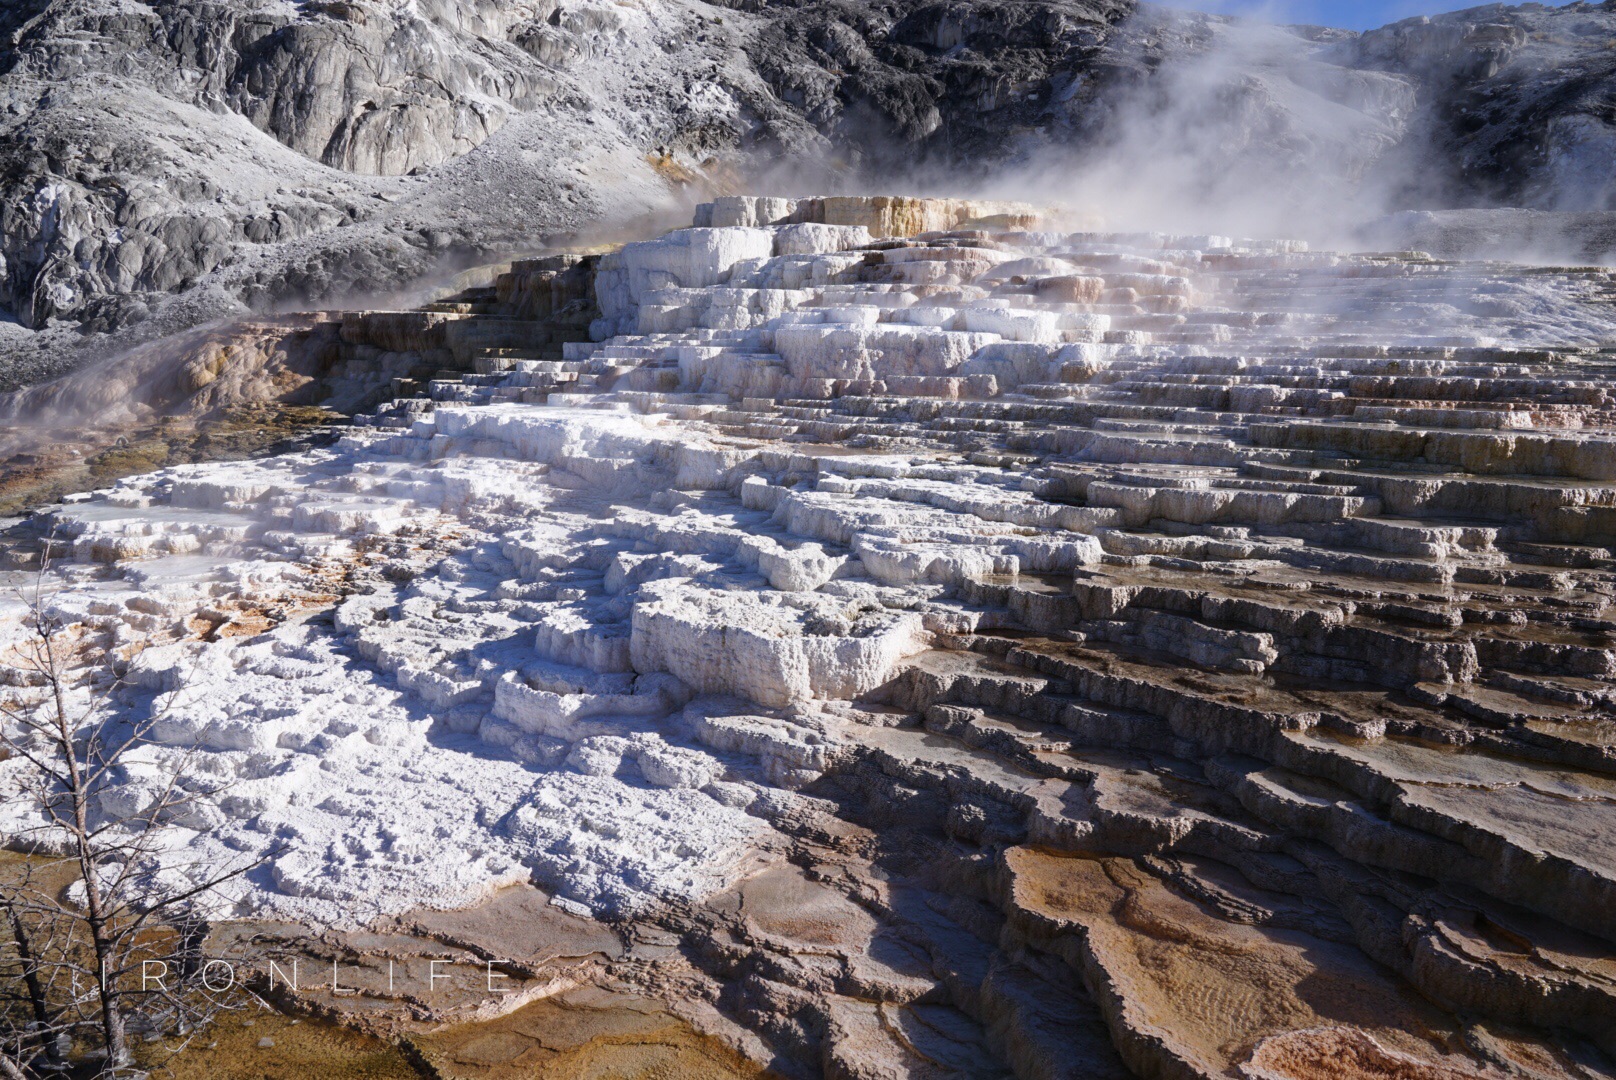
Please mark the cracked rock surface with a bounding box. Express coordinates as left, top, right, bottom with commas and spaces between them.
3, 195, 1616, 1077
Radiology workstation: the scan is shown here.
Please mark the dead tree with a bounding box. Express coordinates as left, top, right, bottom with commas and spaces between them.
0, 552, 266, 1077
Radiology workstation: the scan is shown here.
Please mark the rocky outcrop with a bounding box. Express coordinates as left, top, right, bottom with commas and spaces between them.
0, 0, 826, 378
1343, 1, 1616, 212
0, 250, 607, 511
4, 0, 1125, 356
7, 1, 1616, 391
3, 196, 1615, 1078
719, 0, 1131, 169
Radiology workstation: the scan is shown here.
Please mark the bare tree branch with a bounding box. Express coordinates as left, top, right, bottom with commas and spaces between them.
1, 534, 270, 1078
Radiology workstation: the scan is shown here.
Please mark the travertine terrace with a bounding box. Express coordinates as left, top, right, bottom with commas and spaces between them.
4, 195, 1616, 1078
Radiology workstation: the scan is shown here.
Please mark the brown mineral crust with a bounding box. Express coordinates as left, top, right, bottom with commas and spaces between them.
1001, 847, 1475, 1080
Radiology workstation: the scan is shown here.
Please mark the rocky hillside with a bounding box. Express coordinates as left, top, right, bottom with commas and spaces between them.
1345, 1, 1616, 212
2, 0, 1615, 388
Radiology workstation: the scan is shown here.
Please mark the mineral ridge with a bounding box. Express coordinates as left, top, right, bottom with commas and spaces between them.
3, 195, 1616, 1078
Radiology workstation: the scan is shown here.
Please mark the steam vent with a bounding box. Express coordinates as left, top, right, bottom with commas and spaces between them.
5, 191, 1616, 1080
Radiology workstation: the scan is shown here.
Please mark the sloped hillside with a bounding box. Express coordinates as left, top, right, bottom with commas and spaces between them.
2, 0, 1615, 387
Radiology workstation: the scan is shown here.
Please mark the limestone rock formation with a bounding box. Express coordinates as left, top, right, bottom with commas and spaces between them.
3, 195, 1615, 1079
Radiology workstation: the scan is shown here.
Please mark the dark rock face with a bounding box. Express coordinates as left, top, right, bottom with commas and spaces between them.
721, 0, 1130, 168
2, 0, 1616, 388
1343, 2, 1616, 212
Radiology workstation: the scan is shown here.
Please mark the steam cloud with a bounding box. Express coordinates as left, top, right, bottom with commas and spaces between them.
993, 8, 1421, 244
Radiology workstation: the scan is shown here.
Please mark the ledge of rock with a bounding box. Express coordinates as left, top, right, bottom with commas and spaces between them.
2, 194, 1615, 1079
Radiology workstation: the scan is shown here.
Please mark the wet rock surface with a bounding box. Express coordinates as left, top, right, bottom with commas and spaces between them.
2, 195, 1615, 1078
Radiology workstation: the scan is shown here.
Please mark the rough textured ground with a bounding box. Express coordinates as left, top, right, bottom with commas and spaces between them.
2, 195, 1614, 1079
5, 1, 1616, 387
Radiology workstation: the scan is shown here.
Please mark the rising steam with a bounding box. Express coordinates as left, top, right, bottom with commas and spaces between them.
998, 7, 1421, 244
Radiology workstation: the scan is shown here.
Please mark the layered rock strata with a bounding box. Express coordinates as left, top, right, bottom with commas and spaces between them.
3, 195, 1616, 1079
0, 252, 601, 511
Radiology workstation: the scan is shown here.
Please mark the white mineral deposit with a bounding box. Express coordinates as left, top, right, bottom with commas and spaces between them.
3, 190, 1615, 1077
2, 1, 1616, 1076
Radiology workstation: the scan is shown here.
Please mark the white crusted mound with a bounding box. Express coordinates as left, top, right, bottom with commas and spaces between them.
3, 200, 1616, 946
